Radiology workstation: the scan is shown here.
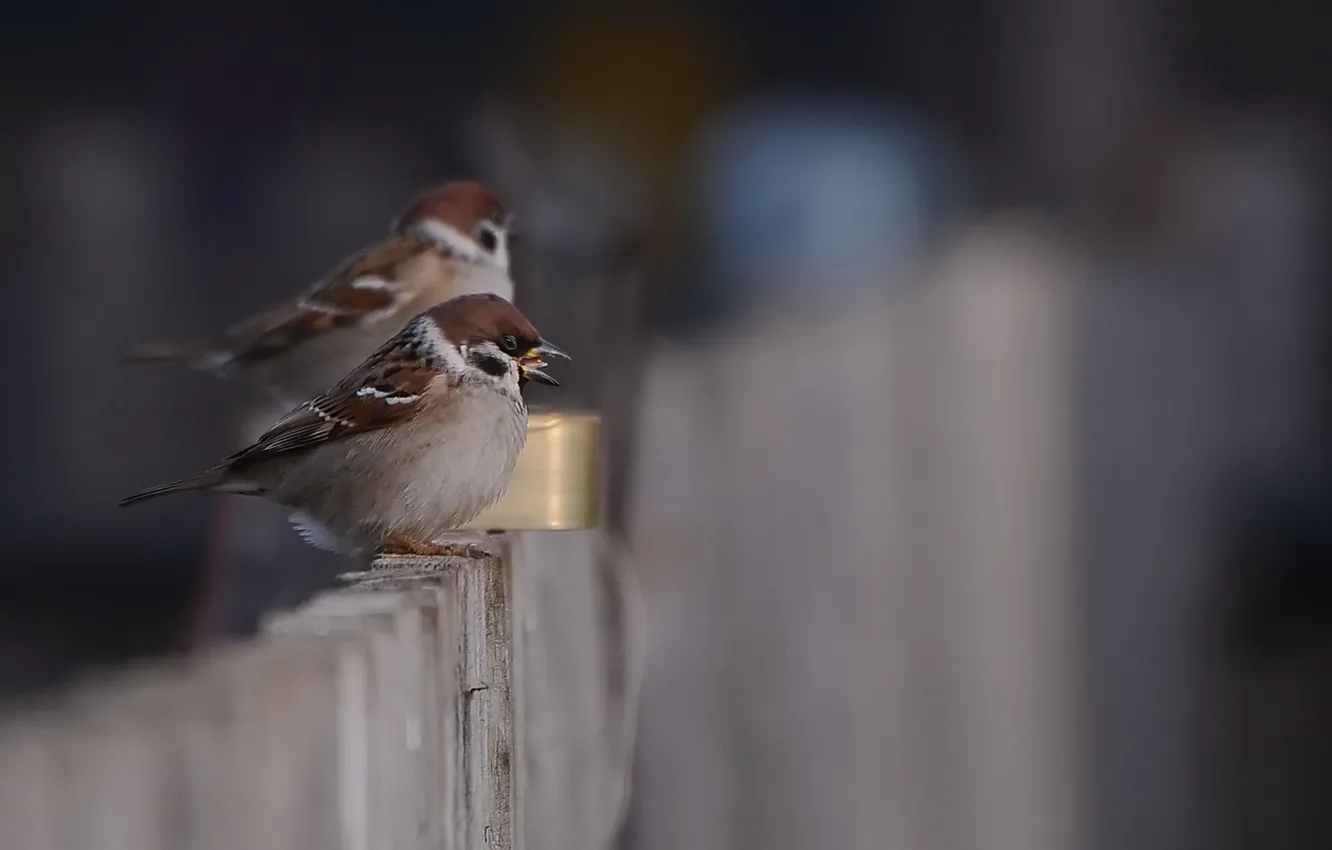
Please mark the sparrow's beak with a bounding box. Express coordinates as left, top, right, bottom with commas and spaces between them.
536, 339, 570, 360
519, 338, 568, 386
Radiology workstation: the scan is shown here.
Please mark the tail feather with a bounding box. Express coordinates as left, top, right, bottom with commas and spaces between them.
121, 339, 225, 367
119, 469, 234, 507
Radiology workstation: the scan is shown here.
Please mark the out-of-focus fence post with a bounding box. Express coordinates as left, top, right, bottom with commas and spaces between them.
623, 218, 1084, 850
624, 174, 1323, 850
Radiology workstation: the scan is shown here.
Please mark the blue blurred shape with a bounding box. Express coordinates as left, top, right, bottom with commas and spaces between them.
689, 97, 960, 321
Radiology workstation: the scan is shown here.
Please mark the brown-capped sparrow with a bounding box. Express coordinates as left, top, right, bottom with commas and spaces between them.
123, 181, 519, 403
119, 294, 567, 558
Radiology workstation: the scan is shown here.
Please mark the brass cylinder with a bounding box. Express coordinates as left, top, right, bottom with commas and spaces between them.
461, 409, 601, 531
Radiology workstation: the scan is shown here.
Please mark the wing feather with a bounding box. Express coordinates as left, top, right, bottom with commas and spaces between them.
225, 325, 441, 468
220, 235, 434, 363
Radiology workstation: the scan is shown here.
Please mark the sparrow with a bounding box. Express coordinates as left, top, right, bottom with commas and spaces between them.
119, 294, 567, 558
123, 181, 519, 403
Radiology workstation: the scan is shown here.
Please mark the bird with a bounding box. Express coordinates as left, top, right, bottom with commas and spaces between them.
122, 181, 519, 403
119, 293, 567, 558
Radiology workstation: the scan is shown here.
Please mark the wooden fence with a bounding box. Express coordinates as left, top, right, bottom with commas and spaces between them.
1, 131, 1322, 850
0, 530, 640, 850
619, 149, 1324, 850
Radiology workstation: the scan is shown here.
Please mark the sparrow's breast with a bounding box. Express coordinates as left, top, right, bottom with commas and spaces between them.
411, 389, 529, 531
344, 387, 528, 542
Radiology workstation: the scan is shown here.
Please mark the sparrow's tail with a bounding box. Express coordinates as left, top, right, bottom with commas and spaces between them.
120, 339, 223, 367
119, 469, 234, 507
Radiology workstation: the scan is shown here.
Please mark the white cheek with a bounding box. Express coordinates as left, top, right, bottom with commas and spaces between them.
420, 319, 466, 372
492, 235, 511, 273
417, 219, 481, 259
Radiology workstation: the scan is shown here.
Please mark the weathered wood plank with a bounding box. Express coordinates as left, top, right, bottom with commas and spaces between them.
0, 532, 617, 850
333, 532, 638, 850
510, 530, 643, 850
266, 591, 430, 850
0, 641, 348, 850
623, 221, 1082, 850
326, 548, 517, 850
0, 717, 58, 850
439, 550, 515, 850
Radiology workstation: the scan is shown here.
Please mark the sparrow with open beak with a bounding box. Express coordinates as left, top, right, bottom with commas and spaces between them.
123, 181, 519, 403
119, 294, 567, 558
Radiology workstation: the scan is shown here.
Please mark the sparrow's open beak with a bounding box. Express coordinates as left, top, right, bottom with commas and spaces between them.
519, 339, 568, 386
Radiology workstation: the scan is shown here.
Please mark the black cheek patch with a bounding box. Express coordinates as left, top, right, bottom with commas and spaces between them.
471, 352, 509, 378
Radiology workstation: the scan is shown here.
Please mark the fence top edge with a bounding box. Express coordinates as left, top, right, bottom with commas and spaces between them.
0, 634, 355, 739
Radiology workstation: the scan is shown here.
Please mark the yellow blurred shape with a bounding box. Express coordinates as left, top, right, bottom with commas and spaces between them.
461, 410, 601, 531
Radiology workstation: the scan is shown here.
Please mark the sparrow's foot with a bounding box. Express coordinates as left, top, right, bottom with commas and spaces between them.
436, 542, 494, 560
378, 534, 492, 559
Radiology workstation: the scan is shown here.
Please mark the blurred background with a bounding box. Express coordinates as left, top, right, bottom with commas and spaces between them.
1, 0, 1331, 848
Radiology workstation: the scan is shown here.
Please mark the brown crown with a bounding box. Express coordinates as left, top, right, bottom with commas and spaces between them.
426, 294, 541, 350
392, 181, 510, 235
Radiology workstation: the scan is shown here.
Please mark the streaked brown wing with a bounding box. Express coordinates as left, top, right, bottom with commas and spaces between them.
225, 334, 438, 467
223, 235, 433, 363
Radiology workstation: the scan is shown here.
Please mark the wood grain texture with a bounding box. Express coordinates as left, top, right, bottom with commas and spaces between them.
331, 549, 518, 850
0, 530, 625, 850
349, 534, 640, 850
449, 551, 515, 850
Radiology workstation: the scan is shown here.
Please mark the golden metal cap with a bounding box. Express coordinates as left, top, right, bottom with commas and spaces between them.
461, 409, 601, 531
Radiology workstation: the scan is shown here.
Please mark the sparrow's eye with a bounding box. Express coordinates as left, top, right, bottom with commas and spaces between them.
499, 334, 519, 353
476, 225, 500, 253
